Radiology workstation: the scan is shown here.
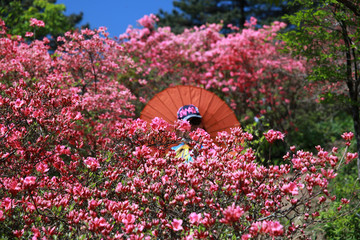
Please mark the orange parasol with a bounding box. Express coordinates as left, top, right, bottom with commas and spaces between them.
140, 85, 240, 139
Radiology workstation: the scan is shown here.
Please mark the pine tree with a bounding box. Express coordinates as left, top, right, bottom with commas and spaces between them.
157, 0, 299, 34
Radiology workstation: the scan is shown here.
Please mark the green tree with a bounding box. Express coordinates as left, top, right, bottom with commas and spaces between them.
157, 0, 300, 33
281, 0, 360, 176
0, 0, 84, 39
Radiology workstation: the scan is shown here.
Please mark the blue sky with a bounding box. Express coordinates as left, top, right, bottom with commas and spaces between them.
57, 0, 174, 37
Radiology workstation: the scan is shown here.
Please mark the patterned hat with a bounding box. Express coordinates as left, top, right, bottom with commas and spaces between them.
177, 104, 202, 120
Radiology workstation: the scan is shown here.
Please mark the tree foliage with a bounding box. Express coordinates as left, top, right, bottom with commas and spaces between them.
157, 0, 301, 34
0, 0, 84, 39
281, 0, 360, 178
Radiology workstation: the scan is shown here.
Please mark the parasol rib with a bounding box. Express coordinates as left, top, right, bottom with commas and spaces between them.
206, 102, 237, 129
142, 100, 173, 123
176, 85, 185, 107
201, 92, 216, 120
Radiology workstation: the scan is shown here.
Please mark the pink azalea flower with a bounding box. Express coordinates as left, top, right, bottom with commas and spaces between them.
346, 152, 358, 164
25, 32, 34, 37
0, 210, 4, 221
264, 129, 285, 144
13, 99, 25, 109
250, 220, 284, 237
342, 132, 354, 146
185, 234, 194, 240
175, 119, 191, 132
268, 221, 284, 236
84, 157, 100, 171
281, 182, 299, 195
171, 219, 183, 231
220, 203, 245, 224
189, 212, 202, 224
29, 18, 45, 27
23, 176, 36, 187
241, 234, 252, 240
36, 162, 49, 173
137, 14, 158, 29
150, 117, 169, 131
341, 132, 354, 141
122, 214, 136, 225
341, 198, 350, 204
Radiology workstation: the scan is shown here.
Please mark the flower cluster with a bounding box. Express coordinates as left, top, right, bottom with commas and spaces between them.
120, 15, 311, 132
29, 18, 45, 27
264, 129, 285, 144
137, 14, 159, 29
0, 17, 356, 240
341, 132, 354, 146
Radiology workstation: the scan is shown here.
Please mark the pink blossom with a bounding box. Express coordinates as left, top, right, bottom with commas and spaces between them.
244, 16, 258, 28
36, 162, 49, 173
13, 229, 24, 238
23, 176, 36, 188
341, 198, 350, 204
341, 132, 354, 141
321, 168, 337, 179
346, 152, 358, 164
29, 18, 45, 27
185, 234, 194, 240
122, 214, 136, 225
25, 32, 34, 37
13, 99, 25, 109
88, 199, 101, 210
0, 210, 4, 221
5, 179, 21, 195
312, 212, 320, 218
241, 234, 252, 240
1, 198, 15, 211
138, 79, 147, 85
73, 112, 82, 120
264, 129, 285, 144
175, 119, 191, 132
139, 97, 146, 103
342, 132, 354, 146
189, 212, 202, 224
84, 157, 100, 171
220, 203, 244, 224
282, 182, 299, 195
137, 14, 158, 29
222, 87, 229, 92
171, 219, 183, 231
318, 196, 326, 204
267, 221, 284, 236
150, 117, 169, 131
250, 220, 284, 237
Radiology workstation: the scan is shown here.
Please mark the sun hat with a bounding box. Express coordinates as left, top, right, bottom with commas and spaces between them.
177, 104, 202, 121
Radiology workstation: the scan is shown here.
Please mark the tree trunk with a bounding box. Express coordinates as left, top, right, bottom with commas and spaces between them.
341, 18, 360, 178
236, 0, 246, 27
351, 105, 360, 179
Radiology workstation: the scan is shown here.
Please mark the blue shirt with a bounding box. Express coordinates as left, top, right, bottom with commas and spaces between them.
171, 142, 194, 162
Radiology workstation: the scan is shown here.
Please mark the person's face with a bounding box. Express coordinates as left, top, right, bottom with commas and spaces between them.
188, 117, 203, 131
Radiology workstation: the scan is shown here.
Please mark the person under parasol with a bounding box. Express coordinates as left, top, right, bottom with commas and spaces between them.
140, 85, 240, 161
171, 104, 204, 162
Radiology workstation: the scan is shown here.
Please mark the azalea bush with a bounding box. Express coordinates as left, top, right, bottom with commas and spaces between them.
119, 14, 311, 132
0, 16, 357, 239
0, 111, 356, 239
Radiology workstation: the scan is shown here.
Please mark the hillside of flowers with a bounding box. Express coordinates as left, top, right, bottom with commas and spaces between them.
0, 16, 356, 239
